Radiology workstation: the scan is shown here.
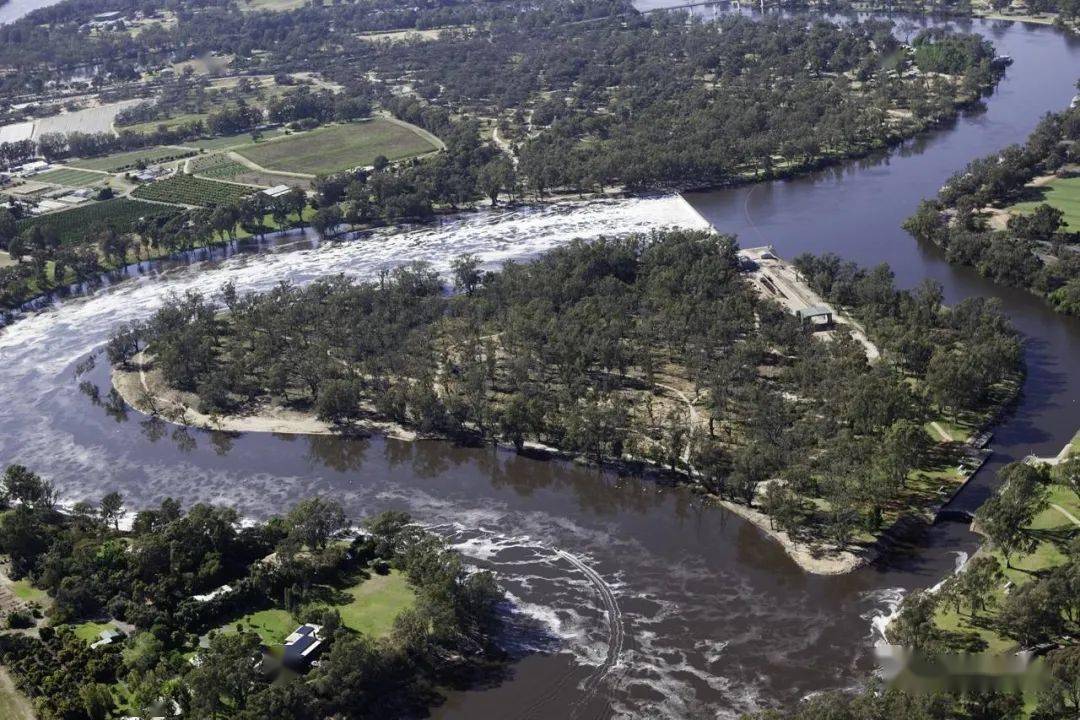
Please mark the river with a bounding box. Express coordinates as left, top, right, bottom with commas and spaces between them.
0, 0, 63, 24
1, 12, 1079, 720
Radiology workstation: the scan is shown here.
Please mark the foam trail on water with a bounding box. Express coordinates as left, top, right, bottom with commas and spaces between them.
864, 549, 971, 646
0, 196, 705, 466
864, 587, 906, 646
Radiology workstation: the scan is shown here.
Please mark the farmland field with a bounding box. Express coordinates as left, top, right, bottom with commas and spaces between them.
183, 129, 285, 151
234, 120, 438, 175
35, 168, 109, 187
31, 99, 143, 140
69, 146, 196, 173
17, 199, 179, 245
1009, 175, 1080, 231
122, 112, 209, 135
131, 174, 258, 206
189, 154, 249, 179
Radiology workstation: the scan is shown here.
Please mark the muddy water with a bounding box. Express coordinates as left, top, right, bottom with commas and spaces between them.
1, 17, 1080, 720
0, 0, 64, 24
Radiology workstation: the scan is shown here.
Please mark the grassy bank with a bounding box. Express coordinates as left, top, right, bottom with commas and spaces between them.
233, 120, 438, 175
932, 480, 1079, 652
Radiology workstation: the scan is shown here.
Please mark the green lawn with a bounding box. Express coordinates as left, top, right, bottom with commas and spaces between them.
234, 120, 438, 175
1009, 175, 1080, 231
336, 570, 415, 638
66, 620, 119, 643
933, 481, 1078, 652
218, 608, 295, 645
68, 146, 196, 173
9, 579, 48, 605
35, 167, 109, 187
210, 571, 413, 646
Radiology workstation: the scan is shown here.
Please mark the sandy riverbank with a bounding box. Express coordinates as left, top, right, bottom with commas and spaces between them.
116, 350, 871, 575
112, 352, 417, 440
715, 499, 870, 575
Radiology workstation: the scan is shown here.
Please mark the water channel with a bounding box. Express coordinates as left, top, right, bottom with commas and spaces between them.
1, 11, 1079, 720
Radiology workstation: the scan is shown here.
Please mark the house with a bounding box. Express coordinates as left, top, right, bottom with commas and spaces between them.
90, 627, 126, 649
282, 624, 323, 671
796, 305, 834, 329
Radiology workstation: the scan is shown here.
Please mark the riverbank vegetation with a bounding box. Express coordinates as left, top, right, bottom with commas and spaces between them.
880, 456, 1080, 717
111, 230, 1022, 566
0, 464, 504, 720
0, 0, 1011, 317
819, 0, 1080, 35
904, 94, 1080, 315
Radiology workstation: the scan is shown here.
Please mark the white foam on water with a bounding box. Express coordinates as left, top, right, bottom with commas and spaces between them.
862, 587, 906, 646
0, 194, 814, 718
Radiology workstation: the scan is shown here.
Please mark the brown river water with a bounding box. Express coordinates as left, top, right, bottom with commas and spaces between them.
1, 10, 1080, 720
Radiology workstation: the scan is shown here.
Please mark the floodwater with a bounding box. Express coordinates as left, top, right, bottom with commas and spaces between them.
1, 14, 1079, 720
0, 0, 64, 24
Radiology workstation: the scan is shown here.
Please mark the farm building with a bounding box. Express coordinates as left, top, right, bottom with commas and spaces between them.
263, 184, 292, 198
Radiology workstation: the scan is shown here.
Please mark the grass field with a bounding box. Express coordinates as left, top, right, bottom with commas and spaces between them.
337, 570, 415, 638
211, 571, 413, 647
67, 620, 119, 643
36, 167, 109, 187
234, 120, 438, 175
131, 174, 258, 206
218, 608, 295, 645
240, 0, 308, 11
9, 579, 48, 605
1009, 175, 1080, 232
184, 129, 285, 151
17, 199, 179, 245
0, 251, 13, 268
933, 481, 1079, 653
189, 154, 249, 179
123, 112, 209, 135
69, 146, 196, 173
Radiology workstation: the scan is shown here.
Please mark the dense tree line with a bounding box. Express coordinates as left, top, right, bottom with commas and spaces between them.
0, 464, 503, 720
116, 231, 1021, 548
0, 183, 316, 311
1, 0, 1002, 194
904, 96, 1080, 315
364, 12, 1001, 192
818, 0, 1080, 26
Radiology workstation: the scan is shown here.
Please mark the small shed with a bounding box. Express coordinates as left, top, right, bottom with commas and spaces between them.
796, 305, 833, 328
